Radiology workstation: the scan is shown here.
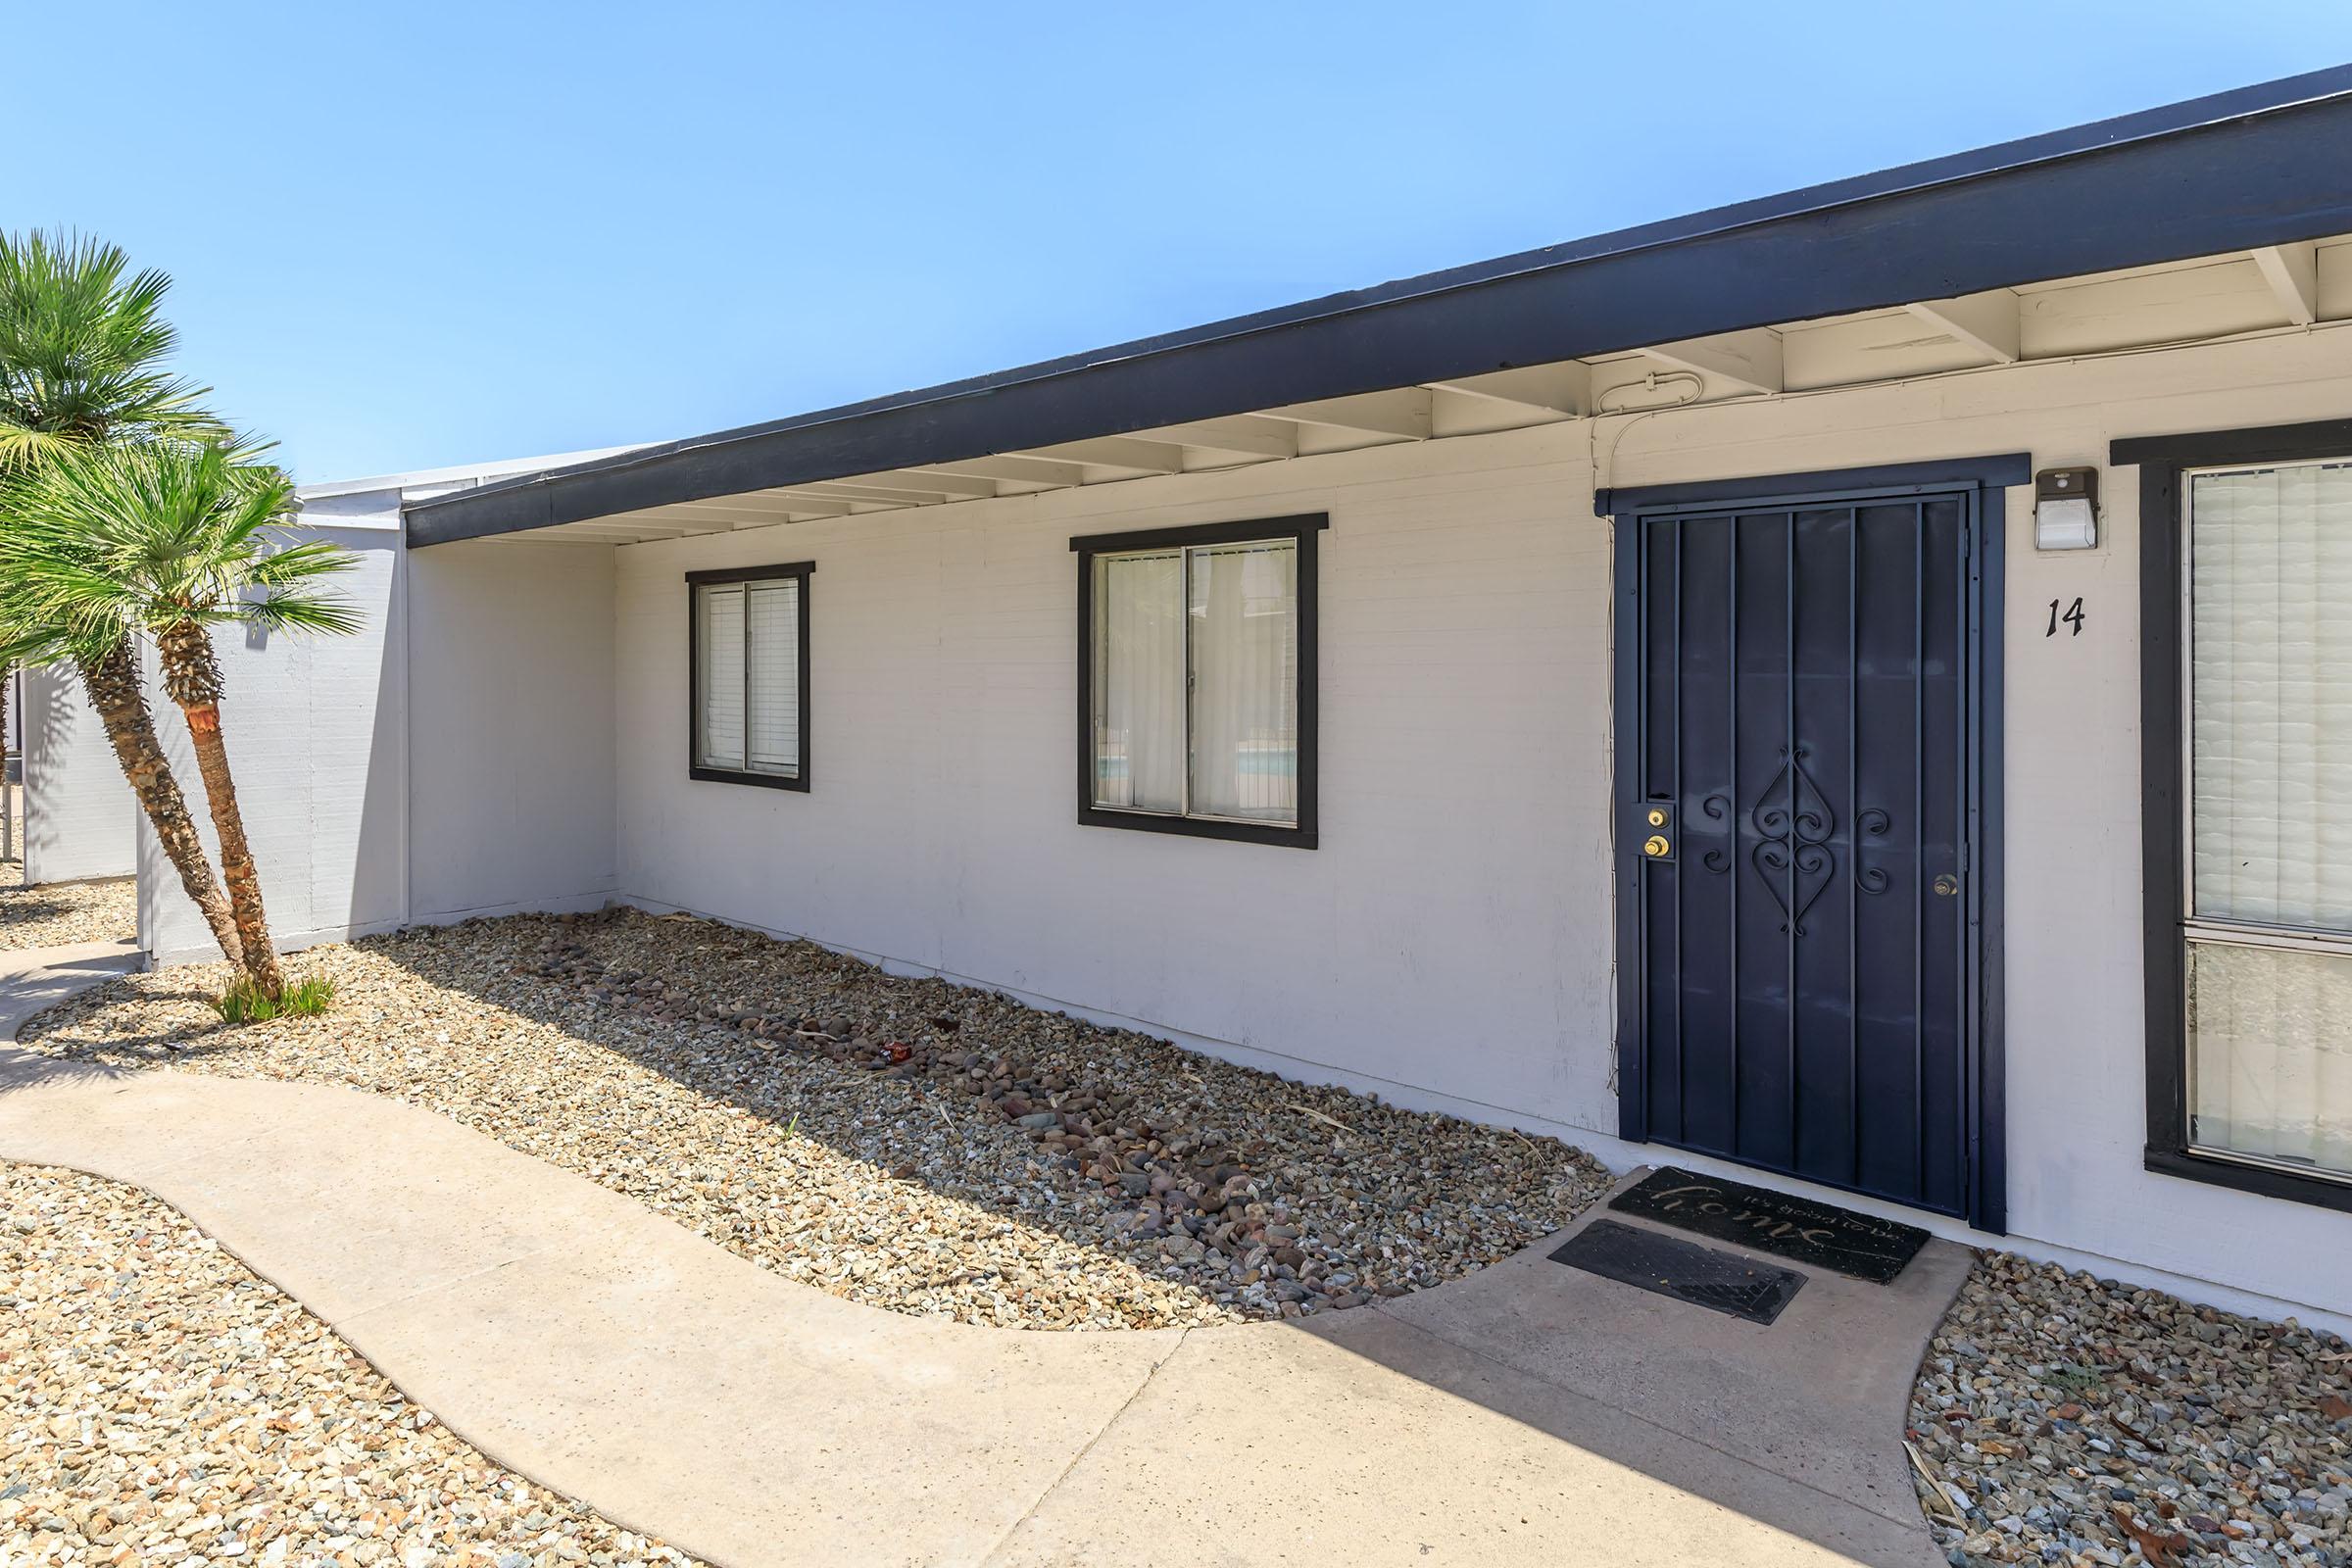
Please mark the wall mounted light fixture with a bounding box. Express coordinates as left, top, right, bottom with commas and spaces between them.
2034, 466, 2099, 551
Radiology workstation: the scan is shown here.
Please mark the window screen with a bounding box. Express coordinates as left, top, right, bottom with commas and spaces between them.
2183, 459, 2352, 1175
691, 565, 809, 787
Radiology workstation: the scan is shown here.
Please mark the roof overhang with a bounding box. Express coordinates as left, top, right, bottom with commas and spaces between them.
406, 64, 2352, 548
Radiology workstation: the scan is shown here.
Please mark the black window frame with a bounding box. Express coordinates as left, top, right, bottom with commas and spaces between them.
2115, 416, 2352, 1216
686, 561, 814, 793
1070, 514, 1325, 849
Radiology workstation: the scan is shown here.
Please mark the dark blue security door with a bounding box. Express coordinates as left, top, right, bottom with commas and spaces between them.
1614, 482, 1995, 1225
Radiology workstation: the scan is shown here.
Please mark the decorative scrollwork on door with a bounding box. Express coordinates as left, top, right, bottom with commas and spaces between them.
1751, 746, 1837, 934
1854, 808, 1893, 894
1699, 794, 1734, 873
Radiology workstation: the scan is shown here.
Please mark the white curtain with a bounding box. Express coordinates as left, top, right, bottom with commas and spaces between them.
2186, 460, 2352, 1173
746, 581, 801, 775
697, 584, 747, 770
1093, 552, 1185, 811
1189, 540, 1298, 822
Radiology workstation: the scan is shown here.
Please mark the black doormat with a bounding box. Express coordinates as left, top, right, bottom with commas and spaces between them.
1550, 1219, 1806, 1325
1608, 1166, 1931, 1284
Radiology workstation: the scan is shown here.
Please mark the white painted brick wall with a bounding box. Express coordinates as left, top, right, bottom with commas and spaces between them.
114, 327, 2352, 1324
20, 664, 138, 886
405, 538, 617, 922
594, 329, 2352, 1325
141, 514, 411, 964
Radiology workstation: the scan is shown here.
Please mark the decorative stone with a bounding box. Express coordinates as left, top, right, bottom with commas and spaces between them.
0, 1164, 699, 1566
19, 906, 1615, 1336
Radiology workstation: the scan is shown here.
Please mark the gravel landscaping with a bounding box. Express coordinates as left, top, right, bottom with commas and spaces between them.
0, 1161, 698, 1567
19, 907, 1611, 1330
0, 867, 134, 953
1910, 1250, 2352, 1568
20, 906, 2351, 1563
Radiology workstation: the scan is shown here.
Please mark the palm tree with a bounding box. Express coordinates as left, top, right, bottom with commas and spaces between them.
0, 231, 229, 464
0, 441, 358, 995
0, 228, 238, 951
0, 600, 243, 965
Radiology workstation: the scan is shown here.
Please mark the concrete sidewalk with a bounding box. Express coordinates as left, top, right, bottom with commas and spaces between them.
0, 939, 141, 1056
0, 972, 1964, 1566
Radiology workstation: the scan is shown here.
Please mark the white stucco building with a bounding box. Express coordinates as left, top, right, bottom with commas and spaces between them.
13, 450, 631, 927
93, 67, 2352, 1329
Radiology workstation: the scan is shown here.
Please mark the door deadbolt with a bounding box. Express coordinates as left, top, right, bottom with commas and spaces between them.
1933, 873, 1960, 897
1639, 801, 1675, 860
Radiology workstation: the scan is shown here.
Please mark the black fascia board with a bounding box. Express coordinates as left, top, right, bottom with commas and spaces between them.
407, 65, 2352, 547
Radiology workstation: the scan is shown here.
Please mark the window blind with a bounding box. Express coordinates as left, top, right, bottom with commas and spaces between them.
2188, 939, 2352, 1174
697, 585, 748, 771
696, 576, 801, 778
2189, 462, 2352, 927
746, 581, 801, 774
2185, 459, 2352, 1175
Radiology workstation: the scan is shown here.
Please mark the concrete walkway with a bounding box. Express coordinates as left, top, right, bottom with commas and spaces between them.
0, 938, 141, 1048
0, 956, 1967, 1568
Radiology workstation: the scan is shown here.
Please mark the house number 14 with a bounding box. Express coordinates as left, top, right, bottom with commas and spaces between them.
2046, 597, 2085, 638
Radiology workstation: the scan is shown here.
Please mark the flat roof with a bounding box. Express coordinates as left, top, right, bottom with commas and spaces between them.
407, 63, 2352, 547
297, 445, 644, 501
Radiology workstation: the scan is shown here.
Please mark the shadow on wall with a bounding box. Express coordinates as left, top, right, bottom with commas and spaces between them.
20, 662, 138, 891
342, 518, 406, 956
17, 671, 68, 885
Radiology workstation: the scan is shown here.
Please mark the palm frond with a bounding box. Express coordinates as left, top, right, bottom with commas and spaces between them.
0, 419, 74, 467
0, 228, 228, 464
1, 440, 363, 646
0, 512, 134, 670
241, 592, 366, 638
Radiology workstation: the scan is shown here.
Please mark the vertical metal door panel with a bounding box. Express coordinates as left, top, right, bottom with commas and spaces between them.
1674, 514, 1738, 1154
1733, 513, 1793, 1175
1641, 525, 1684, 1143
1917, 497, 1968, 1216
1851, 500, 1928, 1201
1624, 488, 1981, 1219
1792, 506, 1858, 1184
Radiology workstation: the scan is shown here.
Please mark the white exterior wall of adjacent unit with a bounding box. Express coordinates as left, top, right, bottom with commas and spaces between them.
592, 328, 2352, 1330
19, 665, 139, 886
142, 473, 626, 965
140, 489, 412, 963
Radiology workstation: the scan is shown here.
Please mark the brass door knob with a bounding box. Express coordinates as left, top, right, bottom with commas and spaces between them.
1933, 873, 1960, 896
1643, 835, 1672, 858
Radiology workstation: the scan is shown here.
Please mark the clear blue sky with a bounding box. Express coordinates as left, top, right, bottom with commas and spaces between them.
10, 3, 2348, 483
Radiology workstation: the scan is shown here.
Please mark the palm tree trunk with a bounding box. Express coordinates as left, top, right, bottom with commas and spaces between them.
1, 663, 12, 867
155, 620, 280, 996
75, 639, 243, 965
